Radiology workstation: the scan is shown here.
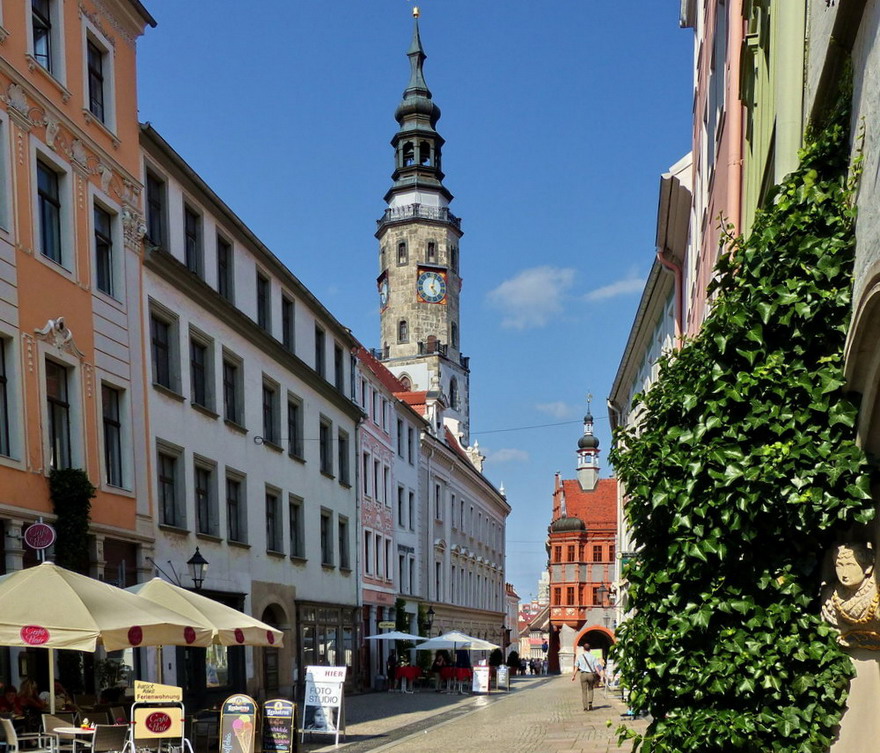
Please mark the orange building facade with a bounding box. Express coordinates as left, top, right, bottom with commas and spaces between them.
546, 413, 617, 673
0, 0, 155, 586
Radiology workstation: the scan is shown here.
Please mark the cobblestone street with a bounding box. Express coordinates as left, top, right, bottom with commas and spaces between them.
303, 676, 649, 753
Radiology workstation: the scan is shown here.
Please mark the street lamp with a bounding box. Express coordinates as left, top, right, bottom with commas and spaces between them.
187, 547, 209, 590
596, 584, 609, 606
426, 605, 435, 635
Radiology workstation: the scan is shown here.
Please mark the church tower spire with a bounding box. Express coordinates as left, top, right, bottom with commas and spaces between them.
376, 9, 470, 443
576, 396, 600, 491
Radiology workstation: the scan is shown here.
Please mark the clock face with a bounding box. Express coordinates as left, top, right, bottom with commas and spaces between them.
378, 278, 389, 308
417, 270, 447, 304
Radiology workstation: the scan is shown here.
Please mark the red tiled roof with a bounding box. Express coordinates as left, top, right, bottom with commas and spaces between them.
356, 347, 407, 394
395, 391, 428, 415
555, 478, 617, 525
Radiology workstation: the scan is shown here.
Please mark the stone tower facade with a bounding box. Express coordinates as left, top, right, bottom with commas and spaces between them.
375, 12, 471, 441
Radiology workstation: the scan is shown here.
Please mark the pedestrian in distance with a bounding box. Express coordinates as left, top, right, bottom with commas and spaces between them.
571, 642, 602, 711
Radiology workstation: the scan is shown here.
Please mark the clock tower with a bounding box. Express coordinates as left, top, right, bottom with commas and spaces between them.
376, 10, 470, 441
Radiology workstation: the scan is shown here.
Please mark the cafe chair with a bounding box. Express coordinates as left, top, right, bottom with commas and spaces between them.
1, 718, 54, 753
41, 715, 86, 753
107, 710, 126, 727
89, 725, 129, 753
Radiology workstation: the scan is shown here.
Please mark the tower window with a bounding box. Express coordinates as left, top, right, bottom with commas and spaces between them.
380, 245, 386, 270
419, 141, 431, 166
399, 375, 411, 391
398, 320, 409, 344
402, 142, 415, 167
427, 241, 436, 262
397, 241, 408, 266
450, 322, 458, 348
449, 378, 458, 410
450, 246, 458, 272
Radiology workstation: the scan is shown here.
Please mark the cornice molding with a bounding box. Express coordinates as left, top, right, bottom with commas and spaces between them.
144, 247, 364, 422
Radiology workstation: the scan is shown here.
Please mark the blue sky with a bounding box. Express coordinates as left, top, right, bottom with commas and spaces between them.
137, 1, 693, 603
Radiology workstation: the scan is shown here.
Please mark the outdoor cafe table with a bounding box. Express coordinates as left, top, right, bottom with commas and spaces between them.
53, 727, 95, 737
439, 667, 472, 693
395, 665, 421, 693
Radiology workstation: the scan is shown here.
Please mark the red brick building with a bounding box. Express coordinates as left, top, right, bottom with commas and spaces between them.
546, 412, 617, 671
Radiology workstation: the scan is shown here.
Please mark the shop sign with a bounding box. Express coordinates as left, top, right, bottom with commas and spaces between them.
135, 681, 183, 703
262, 699, 295, 753
220, 694, 258, 753
302, 666, 346, 746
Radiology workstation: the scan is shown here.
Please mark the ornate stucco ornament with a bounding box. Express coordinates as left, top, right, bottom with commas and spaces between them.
34, 317, 85, 359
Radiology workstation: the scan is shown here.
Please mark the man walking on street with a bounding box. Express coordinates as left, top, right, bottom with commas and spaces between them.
571, 642, 601, 710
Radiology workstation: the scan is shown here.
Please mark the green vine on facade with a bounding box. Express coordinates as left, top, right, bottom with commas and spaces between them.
609, 97, 873, 751
49, 468, 95, 574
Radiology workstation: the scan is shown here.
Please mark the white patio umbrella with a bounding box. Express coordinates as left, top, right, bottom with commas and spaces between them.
364, 631, 425, 642
127, 578, 283, 646
415, 630, 499, 652
0, 562, 214, 712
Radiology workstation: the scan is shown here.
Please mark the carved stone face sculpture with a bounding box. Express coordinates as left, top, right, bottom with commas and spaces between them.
822, 542, 880, 650
835, 545, 873, 589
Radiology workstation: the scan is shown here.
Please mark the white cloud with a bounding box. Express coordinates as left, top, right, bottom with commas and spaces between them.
485, 448, 530, 464
583, 272, 645, 302
486, 266, 576, 330
535, 401, 575, 419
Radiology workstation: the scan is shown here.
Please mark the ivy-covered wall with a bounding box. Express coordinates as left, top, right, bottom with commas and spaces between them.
610, 98, 873, 751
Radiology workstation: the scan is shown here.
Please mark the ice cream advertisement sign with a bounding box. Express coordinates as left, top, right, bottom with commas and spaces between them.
221, 694, 258, 753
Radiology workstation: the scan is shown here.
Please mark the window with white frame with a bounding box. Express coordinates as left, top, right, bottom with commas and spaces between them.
265, 488, 282, 553
222, 350, 243, 426
408, 491, 415, 531
289, 495, 305, 559
31, 0, 61, 76
226, 471, 246, 543
338, 516, 350, 569
287, 394, 303, 459
189, 330, 214, 411
45, 359, 71, 469
93, 203, 115, 297
337, 429, 350, 485
320, 509, 333, 566
281, 295, 295, 351
0, 337, 11, 458
195, 458, 218, 536
397, 485, 405, 528
101, 383, 124, 488
256, 271, 271, 331
36, 160, 63, 266
217, 235, 234, 302
156, 441, 185, 528
364, 531, 372, 575
319, 417, 333, 476
145, 170, 166, 248
86, 36, 109, 125
149, 305, 180, 392
184, 205, 203, 277
262, 378, 280, 446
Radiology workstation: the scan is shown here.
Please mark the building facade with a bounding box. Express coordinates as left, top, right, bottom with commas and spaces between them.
141, 125, 362, 705
546, 414, 617, 674
0, 0, 155, 687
